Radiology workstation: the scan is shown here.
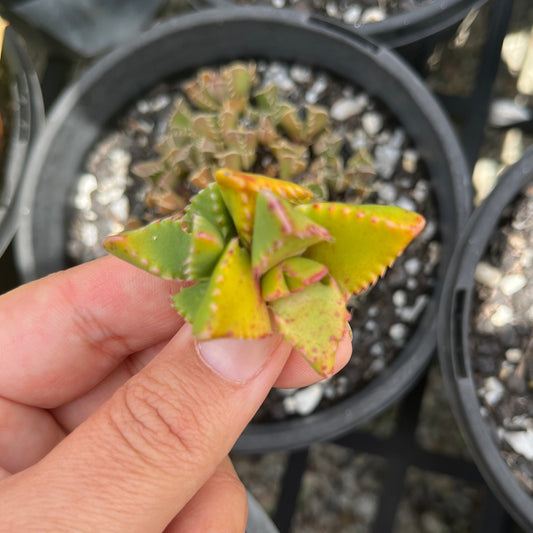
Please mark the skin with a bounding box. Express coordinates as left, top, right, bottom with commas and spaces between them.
0, 256, 352, 532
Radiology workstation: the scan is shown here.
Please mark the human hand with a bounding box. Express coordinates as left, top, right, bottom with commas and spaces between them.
0, 256, 352, 532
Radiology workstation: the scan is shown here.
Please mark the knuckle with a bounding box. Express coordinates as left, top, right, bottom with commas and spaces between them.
108, 374, 210, 470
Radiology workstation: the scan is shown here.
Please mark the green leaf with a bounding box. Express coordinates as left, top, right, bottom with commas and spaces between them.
261, 262, 291, 302
184, 214, 226, 280
103, 216, 191, 280
269, 277, 348, 377
183, 183, 236, 241
251, 191, 331, 276
193, 238, 272, 340
297, 203, 426, 296
172, 282, 208, 323
215, 167, 315, 248
261, 257, 328, 302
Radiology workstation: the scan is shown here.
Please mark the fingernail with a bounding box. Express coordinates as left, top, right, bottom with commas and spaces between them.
196, 335, 282, 384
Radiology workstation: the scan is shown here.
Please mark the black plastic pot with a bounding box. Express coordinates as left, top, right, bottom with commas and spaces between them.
188, 0, 487, 53
0, 27, 43, 257
438, 146, 533, 532
16, 8, 470, 452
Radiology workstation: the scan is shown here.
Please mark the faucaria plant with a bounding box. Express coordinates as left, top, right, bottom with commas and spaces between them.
103, 168, 425, 377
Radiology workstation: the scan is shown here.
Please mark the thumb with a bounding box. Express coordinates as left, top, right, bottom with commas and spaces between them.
1, 324, 291, 532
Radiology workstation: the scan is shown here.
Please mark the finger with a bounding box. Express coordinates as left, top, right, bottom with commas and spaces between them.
0, 256, 185, 408
52, 341, 169, 432
0, 396, 65, 473
0, 325, 292, 531
165, 457, 247, 533
273, 326, 353, 388
52, 331, 350, 432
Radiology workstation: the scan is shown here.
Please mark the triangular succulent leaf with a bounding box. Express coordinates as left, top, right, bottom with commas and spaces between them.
269, 277, 348, 376
215, 168, 316, 248
193, 238, 272, 340
183, 182, 236, 240
215, 168, 314, 203
172, 282, 209, 323
297, 203, 426, 296
251, 191, 331, 276
282, 257, 329, 293
261, 262, 291, 302
184, 215, 226, 280
103, 216, 191, 280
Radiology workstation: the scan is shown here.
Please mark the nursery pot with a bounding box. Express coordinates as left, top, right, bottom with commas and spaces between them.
16, 8, 470, 452
0, 26, 43, 257
188, 0, 487, 54
438, 146, 533, 532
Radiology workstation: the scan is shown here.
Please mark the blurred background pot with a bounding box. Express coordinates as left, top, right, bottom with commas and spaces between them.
438, 145, 533, 532
188, 0, 488, 61
0, 26, 43, 257
16, 8, 470, 452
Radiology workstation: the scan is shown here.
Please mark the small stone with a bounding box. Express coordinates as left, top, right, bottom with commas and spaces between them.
481, 376, 505, 406
491, 305, 513, 327
109, 196, 130, 221
343, 5, 362, 25
392, 290, 407, 308
475, 262, 503, 289
79, 222, 99, 247
136, 99, 151, 114
506, 348, 524, 364
489, 98, 532, 127
149, 93, 171, 112
472, 158, 500, 205
369, 342, 385, 358
501, 30, 530, 74
325, 1, 339, 18
404, 257, 422, 276
361, 112, 383, 136
282, 382, 325, 416
365, 320, 378, 333
500, 274, 527, 296
305, 76, 328, 103
374, 145, 401, 179
402, 148, 419, 173
361, 7, 385, 24
290, 64, 312, 84
366, 357, 385, 376
396, 195, 417, 212
503, 429, 533, 461
499, 361, 515, 381
389, 323, 408, 342
412, 180, 429, 203
377, 183, 397, 203
331, 97, 365, 121
406, 277, 418, 290
398, 295, 429, 324
501, 128, 524, 165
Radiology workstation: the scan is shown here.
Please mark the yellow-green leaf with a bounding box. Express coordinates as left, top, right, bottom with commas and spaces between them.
193, 238, 272, 340
297, 203, 426, 296
103, 216, 191, 280
269, 277, 348, 376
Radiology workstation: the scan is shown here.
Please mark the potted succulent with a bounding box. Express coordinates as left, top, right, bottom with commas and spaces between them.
438, 145, 533, 532
16, 8, 470, 451
0, 23, 43, 257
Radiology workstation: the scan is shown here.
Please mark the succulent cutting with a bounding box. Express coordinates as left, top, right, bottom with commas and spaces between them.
104, 168, 425, 377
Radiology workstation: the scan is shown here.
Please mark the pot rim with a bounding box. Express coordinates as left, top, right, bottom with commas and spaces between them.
188, 0, 488, 49
16, 7, 471, 452
437, 145, 533, 531
0, 27, 44, 257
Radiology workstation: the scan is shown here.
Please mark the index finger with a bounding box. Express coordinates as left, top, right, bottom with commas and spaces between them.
0, 256, 185, 408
